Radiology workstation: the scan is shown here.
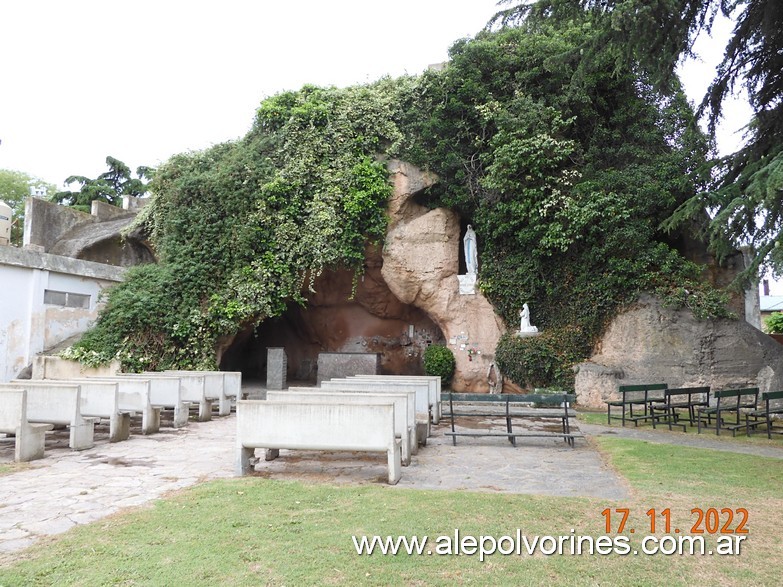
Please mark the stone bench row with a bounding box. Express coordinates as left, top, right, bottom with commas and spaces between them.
236, 375, 443, 485
0, 371, 241, 462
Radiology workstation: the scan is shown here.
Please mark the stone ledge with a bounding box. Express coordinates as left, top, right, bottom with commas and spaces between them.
0, 246, 125, 282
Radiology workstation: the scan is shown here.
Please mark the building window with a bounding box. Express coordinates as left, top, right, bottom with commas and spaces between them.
43, 289, 91, 309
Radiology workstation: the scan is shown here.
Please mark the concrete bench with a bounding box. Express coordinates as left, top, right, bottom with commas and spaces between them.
73, 377, 161, 434
0, 387, 53, 461
164, 370, 242, 416
236, 400, 402, 484
289, 386, 419, 451
350, 375, 442, 423
109, 375, 190, 428
0, 382, 96, 450
268, 389, 413, 465
321, 379, 431, 441
142, 372, 213, 421
19, 378, 131, 442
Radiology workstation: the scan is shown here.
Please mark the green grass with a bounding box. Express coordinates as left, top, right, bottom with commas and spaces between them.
578, 410, 783, 447
0, 439, 781, 586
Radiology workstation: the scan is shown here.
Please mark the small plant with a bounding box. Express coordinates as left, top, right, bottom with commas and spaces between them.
423, 344, 456, 385
764, 312, 783, 334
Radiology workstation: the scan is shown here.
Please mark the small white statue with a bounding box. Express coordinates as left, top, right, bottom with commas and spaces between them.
519, 303, 538, 333
463, 224, 478, 276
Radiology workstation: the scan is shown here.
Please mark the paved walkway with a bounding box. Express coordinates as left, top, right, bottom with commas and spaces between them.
2, 404, 782, 558
0, 416, 236, 555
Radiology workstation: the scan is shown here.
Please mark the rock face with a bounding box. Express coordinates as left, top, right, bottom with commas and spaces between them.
381, 161, 507, 392
575, 294, 783, 408
219, 245, 445, 382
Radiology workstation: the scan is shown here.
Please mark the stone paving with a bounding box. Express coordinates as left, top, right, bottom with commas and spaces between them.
0, 415, 236, 555
2, 394, 782, 558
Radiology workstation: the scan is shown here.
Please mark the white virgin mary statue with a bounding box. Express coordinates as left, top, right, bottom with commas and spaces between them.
519, 303, 538, 333
463, 225, 478, 275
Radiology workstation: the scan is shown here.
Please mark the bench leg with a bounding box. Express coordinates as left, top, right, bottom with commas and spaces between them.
142, 407, 161, 435
400, 435, 411, 467
109, 413, 132, 442
387, 445, 401, 485
409, 428, 418, 456
69, 418, 95, 450
562, 416, 575, 447
415, 421, 428, 447
506, 416, 516, 447
15, 424, 51, 462
217, 394, 232, 417
173, 402, 190, 428
196, 399, 213, 422
236, 446, 255, 475
450, 395, 458, 446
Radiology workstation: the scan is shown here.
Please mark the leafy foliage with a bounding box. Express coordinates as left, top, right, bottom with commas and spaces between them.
69, 85, 398, 370
53, 156, 153, 212
497, 0, 783, 284
764, 312, 783, 334
423, 345, 456, 385
396, 23, 731, 387
0, 169, 56, 245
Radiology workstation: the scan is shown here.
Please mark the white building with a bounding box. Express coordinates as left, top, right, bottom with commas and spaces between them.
0, 239, 124, 382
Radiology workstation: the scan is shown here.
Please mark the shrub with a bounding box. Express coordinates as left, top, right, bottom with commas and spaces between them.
495, 330, 586, 389
765, 312, 783, 334
423, 345, 456, 385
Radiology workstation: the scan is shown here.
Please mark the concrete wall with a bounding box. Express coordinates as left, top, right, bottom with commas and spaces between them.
23, 197, 96, 253
0, 246, 124, 382
22, 197, 154, 268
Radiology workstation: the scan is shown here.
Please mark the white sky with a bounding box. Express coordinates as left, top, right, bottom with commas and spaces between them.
0, 0, 504, 186
1, 0, 753, 188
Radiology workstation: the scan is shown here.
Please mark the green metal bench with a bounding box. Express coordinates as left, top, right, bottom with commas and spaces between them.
444, 393, 582, 448
745, 391, 783, 438
696, 387, 758, 436
649, 386, 710, 431
606, 383, 667, 427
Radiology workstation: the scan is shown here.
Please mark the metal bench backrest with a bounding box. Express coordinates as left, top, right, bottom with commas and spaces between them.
761, 390, 783, 410
714, 388, 758, 410
618, 383, 667, 403
536, 393, 575, 408
665, 386, 710, 406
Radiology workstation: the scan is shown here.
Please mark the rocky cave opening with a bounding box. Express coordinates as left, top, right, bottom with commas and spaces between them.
218, 256, 446, 384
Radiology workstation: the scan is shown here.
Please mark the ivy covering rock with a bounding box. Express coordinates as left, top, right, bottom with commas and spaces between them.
65, 17, 734, 387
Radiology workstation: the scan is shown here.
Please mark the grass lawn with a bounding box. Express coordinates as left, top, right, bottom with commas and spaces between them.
0, 438, 781, 586
577, 410, 783, 447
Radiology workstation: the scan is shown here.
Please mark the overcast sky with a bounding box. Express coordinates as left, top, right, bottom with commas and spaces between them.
1, 0, 750, 188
